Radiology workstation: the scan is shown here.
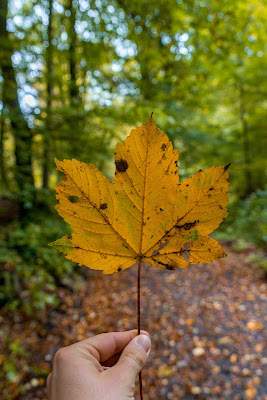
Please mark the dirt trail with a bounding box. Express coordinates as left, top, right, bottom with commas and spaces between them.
1, 246, 266, 399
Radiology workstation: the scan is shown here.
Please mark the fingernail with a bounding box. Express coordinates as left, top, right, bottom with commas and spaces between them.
134, 335, 151, 354
130, 329, 150, 337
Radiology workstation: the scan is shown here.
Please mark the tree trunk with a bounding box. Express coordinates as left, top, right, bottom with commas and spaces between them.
43, 0, 53, 189
66, 0, 83, 157
0, 0, 35, 215
0, 112, 8, 188
239, 85, 253, 197
68, 0, 79, 104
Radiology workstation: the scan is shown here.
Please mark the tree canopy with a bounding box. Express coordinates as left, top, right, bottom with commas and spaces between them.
0, 0, 266, 226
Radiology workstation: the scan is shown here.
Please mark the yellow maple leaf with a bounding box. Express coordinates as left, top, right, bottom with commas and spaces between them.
50, 115, 230, 274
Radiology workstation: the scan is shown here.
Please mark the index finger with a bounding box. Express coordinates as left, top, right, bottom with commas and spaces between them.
73, 330, 149, 363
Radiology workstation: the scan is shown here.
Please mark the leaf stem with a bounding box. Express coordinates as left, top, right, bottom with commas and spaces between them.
137, 258, 143, 400
138, 258, 141, 335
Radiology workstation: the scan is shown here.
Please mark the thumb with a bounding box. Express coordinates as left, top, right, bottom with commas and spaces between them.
112, 334, 151, 383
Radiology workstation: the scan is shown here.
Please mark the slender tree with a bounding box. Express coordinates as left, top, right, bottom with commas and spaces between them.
0, 111, 8, 187
239, 84, 252, 196
43, 0, 54, 189
0, 0, 35, 214
68, 0, 79, 104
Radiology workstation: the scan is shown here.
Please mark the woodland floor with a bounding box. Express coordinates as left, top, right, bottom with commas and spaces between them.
1, 245, 266, 400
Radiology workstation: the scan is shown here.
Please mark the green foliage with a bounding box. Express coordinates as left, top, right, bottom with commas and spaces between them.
245, 250, 267, 272
216, 188, 267, 247
0, 217, 83, 314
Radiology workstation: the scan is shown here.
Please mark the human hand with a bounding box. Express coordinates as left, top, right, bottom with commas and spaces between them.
47, 330, 151, 400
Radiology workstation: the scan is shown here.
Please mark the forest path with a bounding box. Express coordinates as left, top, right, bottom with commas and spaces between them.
2, 246, 266, 400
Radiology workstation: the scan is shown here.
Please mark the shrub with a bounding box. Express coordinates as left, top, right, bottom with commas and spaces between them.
216, 188, 267, 249
0, 218, 83, 314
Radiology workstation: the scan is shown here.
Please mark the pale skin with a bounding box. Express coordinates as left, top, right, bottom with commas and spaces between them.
47, 330, 151, 400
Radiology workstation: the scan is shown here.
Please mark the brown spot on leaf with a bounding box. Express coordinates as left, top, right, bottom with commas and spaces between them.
175, 221, 197, 230
184, 242, 193, 250
167, 262, 176, 270
115, 159, 128, 172
100, 203, 107, 210
161, 143, 167, 151
117, 267, 122, 272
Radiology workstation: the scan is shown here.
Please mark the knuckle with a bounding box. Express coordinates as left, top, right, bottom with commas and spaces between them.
53, 347, 70, 364
124, 349, 145, 370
